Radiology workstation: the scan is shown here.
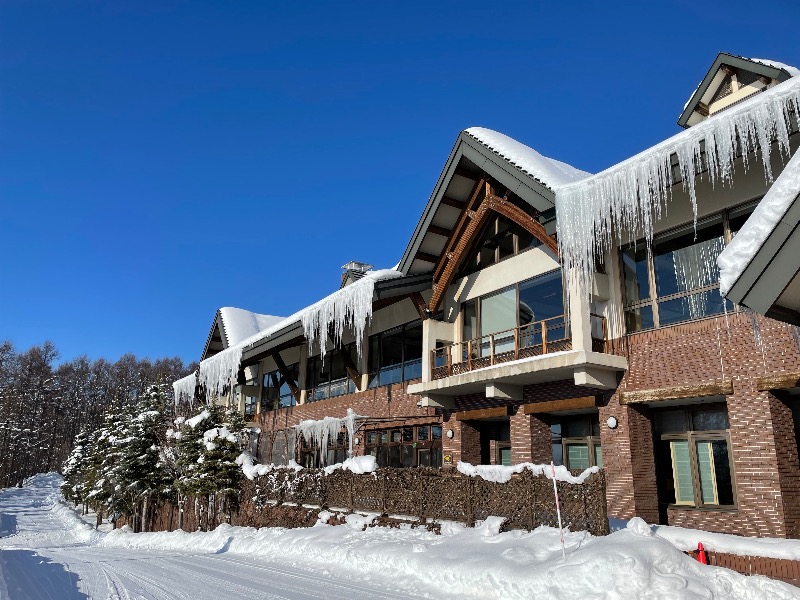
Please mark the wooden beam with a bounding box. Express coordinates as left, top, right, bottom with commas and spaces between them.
487, 194, 559, 256
415, 251, 440, 264
756, 372, 800, 391
433, 177, 486, 282
338, 347, 362, 391
409, 292, 428, 320
619, 381, 733, 405
440, 195, 465, 209
427, 225, 451, 237
428, 195, 493, 313
454, 405, 511, 421
766, 304, 800, 327
454, 167, 481, 181
523, 396, 598, 414
271, 351, 300, 403
696, 102, 710, 117
373, 294, 409, 312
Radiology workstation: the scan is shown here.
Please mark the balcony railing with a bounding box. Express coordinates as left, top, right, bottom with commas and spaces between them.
430, 314, 607, 381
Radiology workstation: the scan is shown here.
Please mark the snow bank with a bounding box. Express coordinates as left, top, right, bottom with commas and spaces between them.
7, 475, 800, 600
457, 461, 600, 484
718, 147, 800, 295
323, 455, 377, 475
556, 75, 800, 300
464, 127, 591, 189
654, 522, 800, 562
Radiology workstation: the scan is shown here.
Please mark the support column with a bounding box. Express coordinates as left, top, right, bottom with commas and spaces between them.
441, 414, 481, 467
510, 410, 551, 464
297, 343, 308, 404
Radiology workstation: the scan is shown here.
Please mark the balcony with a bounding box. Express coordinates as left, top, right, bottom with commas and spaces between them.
430, 314, 606, 380
410, 314, 626, 406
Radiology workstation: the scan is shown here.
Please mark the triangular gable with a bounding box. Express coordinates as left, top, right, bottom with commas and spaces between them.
397, 127, 589, 278
678, 53, 796, 128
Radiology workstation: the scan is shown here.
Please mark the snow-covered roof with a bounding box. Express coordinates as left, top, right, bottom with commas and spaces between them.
218, 307, 284, 347
750, 58, 800, 78
464, 127, 591, 190
718, 148, 800, 296
176, 268, 404, 404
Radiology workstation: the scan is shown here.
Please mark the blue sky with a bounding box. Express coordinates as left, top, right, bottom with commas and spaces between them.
2, 0, 800, 364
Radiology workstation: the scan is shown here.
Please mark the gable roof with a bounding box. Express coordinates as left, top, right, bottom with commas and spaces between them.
398, 127, 589, 276
678, 53, 797, 128
201, 307, 284, 361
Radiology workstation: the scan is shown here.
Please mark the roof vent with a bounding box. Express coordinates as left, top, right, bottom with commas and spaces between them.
340, 261, 373, 288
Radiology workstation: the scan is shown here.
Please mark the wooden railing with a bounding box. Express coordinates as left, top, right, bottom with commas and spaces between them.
430, 314, 607, 380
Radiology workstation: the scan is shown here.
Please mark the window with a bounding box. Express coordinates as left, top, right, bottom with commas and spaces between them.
368, 320, 423, 387
458, 206, 557, 277
551, 415, 602, 470
622, 203, 757, 332
364, 424, 442, 468
306, 343, 358, 402
298, 430, 350, 468
261, 363, 299, 412
654, 405, 735, 509
462, 270, 565, 354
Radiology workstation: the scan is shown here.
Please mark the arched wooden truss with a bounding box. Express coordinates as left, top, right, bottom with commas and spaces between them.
427, 181, 559, 314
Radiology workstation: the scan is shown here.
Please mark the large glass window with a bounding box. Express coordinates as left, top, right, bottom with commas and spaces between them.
262, 363, 299, 412
306, 343, 358, 402
368, 320, 423, 387
364, 424, 442, 468
654, 405, 735, 509
462, 270, 565, 354
622, 203, 757, 332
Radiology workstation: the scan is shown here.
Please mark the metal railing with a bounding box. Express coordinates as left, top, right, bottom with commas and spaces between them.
430, 314, 607, 380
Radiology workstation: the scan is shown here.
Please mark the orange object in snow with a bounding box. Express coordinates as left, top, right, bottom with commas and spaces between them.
697, 542, 708, 565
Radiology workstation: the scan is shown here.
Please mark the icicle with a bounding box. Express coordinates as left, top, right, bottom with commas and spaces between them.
197, 345, 243, 404
672, 236, 725, 319
556, 77, 800, 303
791, 325, 800, 353
301, 269, 402, 360
173, 372, 198, 406
294, 408, 367, 466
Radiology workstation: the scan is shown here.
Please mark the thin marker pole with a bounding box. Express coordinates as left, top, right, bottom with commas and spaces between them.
551, 460, 566, 559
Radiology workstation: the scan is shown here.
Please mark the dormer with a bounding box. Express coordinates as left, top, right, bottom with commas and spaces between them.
678, 53, 798, 128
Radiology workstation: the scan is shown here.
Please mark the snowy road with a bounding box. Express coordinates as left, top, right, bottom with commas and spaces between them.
3, 474, 800, 599
0, 475, 423, 600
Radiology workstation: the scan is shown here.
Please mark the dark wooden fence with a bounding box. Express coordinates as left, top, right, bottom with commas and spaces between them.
687, 549, 800, 588
141, 467, 608, 536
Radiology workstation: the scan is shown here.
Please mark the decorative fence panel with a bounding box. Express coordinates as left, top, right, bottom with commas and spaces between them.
142, 467, 608, 537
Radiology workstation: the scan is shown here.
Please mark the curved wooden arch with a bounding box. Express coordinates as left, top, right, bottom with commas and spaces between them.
427, 193, 559, 314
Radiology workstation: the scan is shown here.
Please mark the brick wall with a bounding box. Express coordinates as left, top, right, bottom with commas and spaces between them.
613, 312, 800, 538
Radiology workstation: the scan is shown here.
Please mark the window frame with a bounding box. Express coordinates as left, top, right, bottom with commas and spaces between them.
621, 200, 759, 333
656, 407, 737, 510
368, 320, 423, 388
551, 414, 602, 470
364, 424, 443, 468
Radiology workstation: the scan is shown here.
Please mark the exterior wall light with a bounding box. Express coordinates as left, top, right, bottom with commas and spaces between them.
607, 416, 618, 430
446, 429, 455, 439
353, 436, 360, 446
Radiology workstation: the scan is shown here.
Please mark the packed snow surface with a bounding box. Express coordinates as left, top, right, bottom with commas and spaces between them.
218, 307, 284, 346
3, 474, 799, 599
465, 127, 591, 190
556, 75, 800, 299
718, 147, 800, 295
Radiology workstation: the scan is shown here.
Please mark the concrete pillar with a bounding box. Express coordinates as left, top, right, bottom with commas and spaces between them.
568, 271, 592, 353
421, 319, 454, 383
297, 343, 308, 405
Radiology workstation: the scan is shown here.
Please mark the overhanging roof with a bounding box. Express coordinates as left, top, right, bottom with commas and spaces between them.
719, 150, 800, 325
397, 128, 589, 276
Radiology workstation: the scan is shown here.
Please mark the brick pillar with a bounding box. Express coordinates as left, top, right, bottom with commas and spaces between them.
768, 393, 800, 539
441, 414, 481, 467
599, 393, 659, 523
510, 409, 551, 464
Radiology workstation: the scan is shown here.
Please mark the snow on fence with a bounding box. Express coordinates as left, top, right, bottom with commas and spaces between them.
140, 467, 609, 536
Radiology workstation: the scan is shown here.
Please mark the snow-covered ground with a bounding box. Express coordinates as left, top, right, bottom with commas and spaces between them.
2, 475, 799, 599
